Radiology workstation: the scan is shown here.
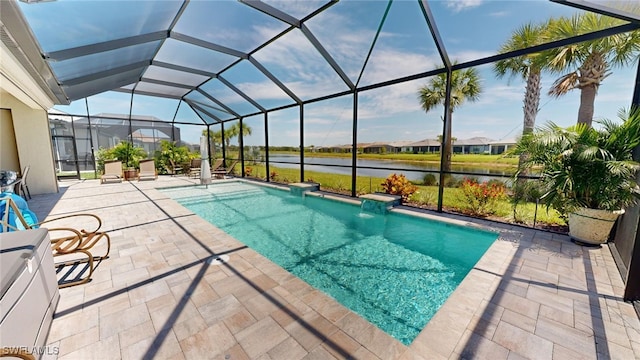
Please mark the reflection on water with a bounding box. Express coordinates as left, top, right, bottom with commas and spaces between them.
265, 155, 515, 183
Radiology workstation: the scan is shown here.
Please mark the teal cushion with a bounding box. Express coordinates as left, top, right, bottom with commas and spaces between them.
0, 192, 39, 232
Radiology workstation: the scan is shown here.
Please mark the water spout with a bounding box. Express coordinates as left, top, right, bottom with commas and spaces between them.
359, 194, 401, 215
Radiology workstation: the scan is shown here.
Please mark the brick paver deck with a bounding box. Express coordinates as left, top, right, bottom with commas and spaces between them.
26, 176, 640, 359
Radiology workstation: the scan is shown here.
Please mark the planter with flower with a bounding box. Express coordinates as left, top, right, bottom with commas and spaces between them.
96, 141, 148, 180
513, 108, 640, 245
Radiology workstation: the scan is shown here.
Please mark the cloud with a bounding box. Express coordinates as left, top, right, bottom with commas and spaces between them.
250, 8, 450, 102
358, 80, 428, 120
489, 11, 509, 17
304, 130, 353, 146
475, 84, 525, 106
361, 47, 442, 85
250, 27, 353, 99
449, 50, 496, 64
234, 79, 294, 103
446, 0, 483, 12
262, 1, 323, 19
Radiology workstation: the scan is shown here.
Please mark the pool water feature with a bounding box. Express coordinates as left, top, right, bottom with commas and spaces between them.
160, 182, 498, 345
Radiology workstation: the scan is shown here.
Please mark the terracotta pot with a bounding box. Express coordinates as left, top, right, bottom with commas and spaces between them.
124, 169, 137, 180
569, 207, 624, 245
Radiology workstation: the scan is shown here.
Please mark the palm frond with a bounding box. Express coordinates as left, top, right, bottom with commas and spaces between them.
548, 72, 579, 97
417, 64, 481, 114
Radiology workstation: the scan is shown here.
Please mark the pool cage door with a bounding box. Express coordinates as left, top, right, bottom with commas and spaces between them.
51, 135, 80, 180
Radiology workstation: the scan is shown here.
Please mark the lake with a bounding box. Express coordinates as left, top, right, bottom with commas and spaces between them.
262, 155, 515, 183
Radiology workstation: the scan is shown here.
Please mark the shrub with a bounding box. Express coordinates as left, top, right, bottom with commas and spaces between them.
412, 191, 435, 206
381, 173, 418, 202
509, 179, 545, 223
460, 177, 506, 216
486, 179, 506, 188
96, 141, 147, 172
153, 140, 193, 175
422, 173, 437, 186
443, 175, 461, 188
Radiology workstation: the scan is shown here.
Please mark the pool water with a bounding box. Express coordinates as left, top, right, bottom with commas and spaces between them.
161, 182, 498, 345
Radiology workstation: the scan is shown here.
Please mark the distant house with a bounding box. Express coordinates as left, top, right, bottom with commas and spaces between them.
452, 137, 493, 154
360, 141, 412, 154
388, 140, 415, 153
48, 112, 182, 171
361, 142, 391, 154
131, 128, 172, 154
318, 137, 517, 155
407, 139, 440, 154
318, 144, 351, 153
489, 138, 518, 155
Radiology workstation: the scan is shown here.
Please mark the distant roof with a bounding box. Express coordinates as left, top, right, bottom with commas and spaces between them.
489, 138, 518, 145
387, 140, 415, 147
453, 137, 494, 146
408, 139, 440, 147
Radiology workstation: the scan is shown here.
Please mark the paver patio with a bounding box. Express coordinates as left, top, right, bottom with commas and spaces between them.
26, 176, 640, 359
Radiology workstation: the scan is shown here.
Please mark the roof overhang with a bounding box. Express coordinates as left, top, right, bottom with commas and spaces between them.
0, 0, 67, 107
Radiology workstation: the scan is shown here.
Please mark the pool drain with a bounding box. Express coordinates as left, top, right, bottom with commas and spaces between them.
207, 254, 229, 265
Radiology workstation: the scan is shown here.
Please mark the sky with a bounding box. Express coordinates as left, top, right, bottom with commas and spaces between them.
44, 0, 639, 148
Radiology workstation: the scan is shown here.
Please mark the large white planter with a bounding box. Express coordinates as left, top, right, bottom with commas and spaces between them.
569, 207, 624, 245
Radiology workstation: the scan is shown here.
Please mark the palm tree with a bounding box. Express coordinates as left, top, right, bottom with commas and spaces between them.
202, 122, 252, 152
227, 122, 252, 148
494, 21, 550, 172
202, 129, 223, 158
544, 12, 640, 127
418, 67, 481, 172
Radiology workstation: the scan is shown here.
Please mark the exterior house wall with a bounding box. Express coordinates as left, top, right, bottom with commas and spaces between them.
1, 41, 58, 194
0, 92, 57, 194
0, 109, 20, 172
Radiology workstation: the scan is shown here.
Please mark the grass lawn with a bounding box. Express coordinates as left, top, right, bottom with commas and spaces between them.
56, 171, 99, 180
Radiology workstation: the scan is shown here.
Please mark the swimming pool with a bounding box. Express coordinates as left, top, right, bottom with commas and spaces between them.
160, 181, 498, 344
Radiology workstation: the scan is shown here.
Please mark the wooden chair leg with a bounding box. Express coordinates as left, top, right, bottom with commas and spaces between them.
79, 231, 111, 260
55, 249, 94, 289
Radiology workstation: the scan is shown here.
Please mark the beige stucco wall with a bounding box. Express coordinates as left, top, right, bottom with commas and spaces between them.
0, 109, 20, 171
0, 91, 58, 194
1, 39, 58, 194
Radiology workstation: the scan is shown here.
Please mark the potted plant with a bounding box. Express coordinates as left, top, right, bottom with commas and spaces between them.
513, 108, 640, 245
96, 141, 147, 180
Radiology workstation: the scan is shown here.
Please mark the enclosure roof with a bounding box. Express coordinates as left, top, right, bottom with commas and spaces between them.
2, 0, 639, 125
